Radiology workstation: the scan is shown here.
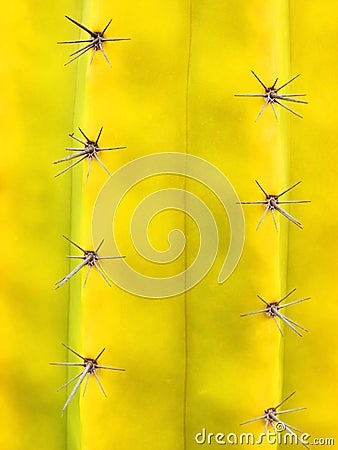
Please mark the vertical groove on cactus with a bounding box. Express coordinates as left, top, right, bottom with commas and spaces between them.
183, 1, 193, 449
65, 3, 90, 449
277, 0, 292, 419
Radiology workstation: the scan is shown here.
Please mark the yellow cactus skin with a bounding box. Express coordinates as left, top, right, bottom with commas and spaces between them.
0, 1, 83, 449
182, 1, 287, 448
80, 2, 189, 449
81, 1, 286, 449
2, 0, 338, 450
282, 1, 338, 445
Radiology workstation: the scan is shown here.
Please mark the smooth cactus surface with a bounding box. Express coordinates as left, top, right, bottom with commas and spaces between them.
1, 1, 338, 450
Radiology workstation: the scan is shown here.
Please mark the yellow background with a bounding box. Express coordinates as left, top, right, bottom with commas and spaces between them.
1, 0, 338, 449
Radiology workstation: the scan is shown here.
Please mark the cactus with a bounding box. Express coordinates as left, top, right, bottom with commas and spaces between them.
1, 1, 338, 450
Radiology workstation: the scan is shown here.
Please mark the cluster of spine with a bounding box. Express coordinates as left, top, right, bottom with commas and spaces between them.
237, 72, 310, 446
51, 15, 130, 413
